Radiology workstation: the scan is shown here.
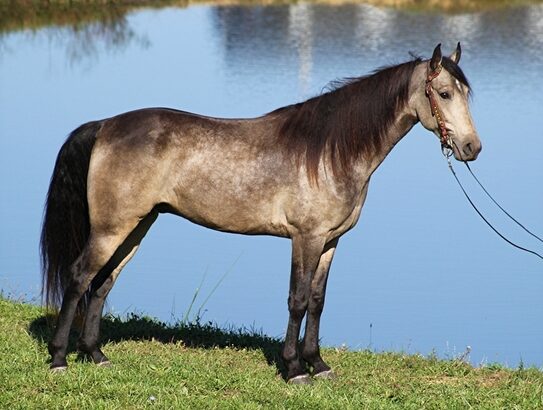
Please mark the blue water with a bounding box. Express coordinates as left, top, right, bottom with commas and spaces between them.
1, 4, 542, 368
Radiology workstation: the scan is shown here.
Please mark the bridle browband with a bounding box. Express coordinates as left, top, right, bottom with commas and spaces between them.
425, 62, 453, 154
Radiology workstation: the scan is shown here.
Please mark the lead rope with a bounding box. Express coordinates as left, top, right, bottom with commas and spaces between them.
463, 162, 543, 244
443, 149, 543, 261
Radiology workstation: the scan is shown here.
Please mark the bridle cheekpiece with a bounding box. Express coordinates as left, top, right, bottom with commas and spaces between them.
425, 62, 453, 156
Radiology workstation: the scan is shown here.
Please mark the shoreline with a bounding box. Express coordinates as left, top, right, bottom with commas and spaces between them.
2, 0, 542, 33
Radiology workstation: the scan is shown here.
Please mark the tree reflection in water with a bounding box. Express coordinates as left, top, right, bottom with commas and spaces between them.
0, 2, 153, 64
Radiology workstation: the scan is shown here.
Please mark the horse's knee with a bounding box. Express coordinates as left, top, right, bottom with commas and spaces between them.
308, 292, 325, 314
287, 296, 308, 320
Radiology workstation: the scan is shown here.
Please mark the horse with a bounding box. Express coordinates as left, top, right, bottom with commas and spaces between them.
41, 43, 481, 384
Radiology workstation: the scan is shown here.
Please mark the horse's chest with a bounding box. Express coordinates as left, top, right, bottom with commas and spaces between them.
327, 183, 369, 237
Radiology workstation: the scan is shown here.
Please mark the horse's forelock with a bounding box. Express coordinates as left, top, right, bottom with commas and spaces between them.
442, 56, 471, 94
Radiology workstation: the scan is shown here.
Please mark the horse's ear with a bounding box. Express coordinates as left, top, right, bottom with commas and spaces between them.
450, 42, 461, 64
430, 43, 442, 71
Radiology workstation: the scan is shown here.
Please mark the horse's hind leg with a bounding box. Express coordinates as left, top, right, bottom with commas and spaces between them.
48, 220, 145, 370
302, 238, 338, 379
77, 211, 158, 365
76, 246, 139, 366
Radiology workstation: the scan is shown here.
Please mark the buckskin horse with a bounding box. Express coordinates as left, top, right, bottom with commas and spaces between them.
41, 43, 481, 384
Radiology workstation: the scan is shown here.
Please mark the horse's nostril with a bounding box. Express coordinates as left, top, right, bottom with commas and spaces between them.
463, 142, 473, 157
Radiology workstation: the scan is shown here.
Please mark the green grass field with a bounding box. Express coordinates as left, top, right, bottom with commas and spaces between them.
1, 297, 542, 409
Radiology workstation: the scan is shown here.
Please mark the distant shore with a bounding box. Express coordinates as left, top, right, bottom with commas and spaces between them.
2, 0, 542, 33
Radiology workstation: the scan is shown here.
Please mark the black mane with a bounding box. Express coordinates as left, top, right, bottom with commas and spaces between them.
272, 58, 422, 181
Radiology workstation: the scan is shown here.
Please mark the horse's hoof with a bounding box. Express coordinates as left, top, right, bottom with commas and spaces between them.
50, 365, 67, 373
96, 360, 111, 367
314, 369, 336, 380
288, 374, 312, 385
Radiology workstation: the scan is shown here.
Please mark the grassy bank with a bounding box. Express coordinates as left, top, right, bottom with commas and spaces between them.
1, 297, 542, 408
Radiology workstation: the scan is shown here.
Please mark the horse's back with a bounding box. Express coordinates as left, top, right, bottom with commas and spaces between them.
87, 108, 293, 236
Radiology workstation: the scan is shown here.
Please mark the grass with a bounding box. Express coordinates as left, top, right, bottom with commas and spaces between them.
1, 297, 542, 409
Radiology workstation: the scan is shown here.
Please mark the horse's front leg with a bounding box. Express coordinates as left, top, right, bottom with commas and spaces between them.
282, 234, 325, 384
301, 238, 338, 378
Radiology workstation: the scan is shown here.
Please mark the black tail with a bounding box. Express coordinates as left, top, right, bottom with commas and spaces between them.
40, 121, 101, 312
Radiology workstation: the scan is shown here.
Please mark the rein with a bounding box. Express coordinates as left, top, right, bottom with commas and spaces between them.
426, 61, 543, 261
445, 156, 543, 261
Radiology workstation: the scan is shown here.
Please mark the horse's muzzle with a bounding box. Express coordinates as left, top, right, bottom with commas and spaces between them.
455, 137, 482, 161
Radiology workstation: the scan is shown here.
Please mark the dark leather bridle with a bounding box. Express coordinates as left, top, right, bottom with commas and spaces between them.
425, 62, 453, 152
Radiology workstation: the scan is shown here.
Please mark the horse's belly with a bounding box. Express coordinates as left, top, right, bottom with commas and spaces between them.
164, 177, 290, 237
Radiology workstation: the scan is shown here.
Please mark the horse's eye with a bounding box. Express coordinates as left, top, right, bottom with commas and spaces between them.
439, 92, 450, 100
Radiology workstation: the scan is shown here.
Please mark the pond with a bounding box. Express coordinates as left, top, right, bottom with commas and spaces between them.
0, 3, 542, 368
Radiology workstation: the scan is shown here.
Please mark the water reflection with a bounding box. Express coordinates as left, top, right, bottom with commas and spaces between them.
0, 8, 149, 65
3, 3, 542, 76
56, 19, 148, 65
212, 4, 543, 91
288, 4, 313, 97
1, 3, 542, 368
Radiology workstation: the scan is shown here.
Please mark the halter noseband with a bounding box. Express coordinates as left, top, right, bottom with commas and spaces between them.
425, 62, 453, 154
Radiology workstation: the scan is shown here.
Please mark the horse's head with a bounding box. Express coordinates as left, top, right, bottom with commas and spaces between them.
414, 43, 482, 161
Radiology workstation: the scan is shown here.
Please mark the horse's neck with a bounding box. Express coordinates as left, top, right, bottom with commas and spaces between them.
361, 106, 418, 176
355, 67, 423, 178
